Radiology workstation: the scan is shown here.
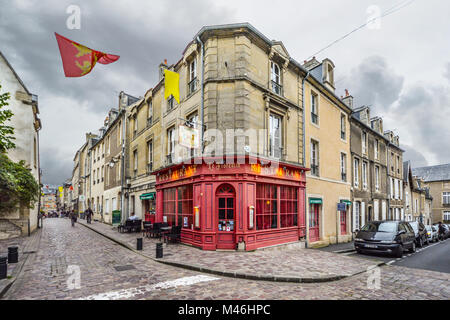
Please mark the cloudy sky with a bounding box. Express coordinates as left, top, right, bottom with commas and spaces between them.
1, 0, 449, 185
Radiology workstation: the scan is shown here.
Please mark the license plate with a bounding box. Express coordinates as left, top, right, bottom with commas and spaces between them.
365, 244, 378, 248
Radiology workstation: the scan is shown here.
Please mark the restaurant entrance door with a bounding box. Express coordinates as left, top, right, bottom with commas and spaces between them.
216, 184, 236, 249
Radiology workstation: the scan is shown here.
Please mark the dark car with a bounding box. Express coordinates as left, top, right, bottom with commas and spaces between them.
434, 223, 450, 240
354, 221, 416, 258
408, 221, 428, 247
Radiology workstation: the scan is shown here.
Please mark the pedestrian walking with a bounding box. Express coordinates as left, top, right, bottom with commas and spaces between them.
85, 207, 93, 224
69, 210, 78, 227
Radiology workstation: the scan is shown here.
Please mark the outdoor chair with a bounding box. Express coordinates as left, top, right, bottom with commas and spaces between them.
142, 221, 153, 238
149, 222, 162, 239
164, 226, 182, 244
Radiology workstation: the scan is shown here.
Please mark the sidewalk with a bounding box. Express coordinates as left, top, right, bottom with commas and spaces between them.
313, 241, 356, 253
0, 227, 42, 297
78, 219, 383, 283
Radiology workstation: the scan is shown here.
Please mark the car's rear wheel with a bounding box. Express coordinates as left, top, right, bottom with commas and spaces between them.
395, 245, 403, 258
409, 241, 416, 253
418, 237, 423, 248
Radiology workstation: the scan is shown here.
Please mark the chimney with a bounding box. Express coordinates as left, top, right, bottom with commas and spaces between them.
159, 59, 168, 81
342, 89, 353, 108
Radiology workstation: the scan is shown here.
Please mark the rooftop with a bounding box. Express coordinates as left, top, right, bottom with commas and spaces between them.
412, 163, 450, 182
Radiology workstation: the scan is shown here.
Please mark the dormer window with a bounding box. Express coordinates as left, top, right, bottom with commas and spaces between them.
327, 64, 334, 84
270, 62, 282, 95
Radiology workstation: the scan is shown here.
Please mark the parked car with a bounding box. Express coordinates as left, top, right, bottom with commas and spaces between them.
434, 223, 450, 240
408, 221, 428, 247
354, 221, 416, 258
425, 225, 438, 243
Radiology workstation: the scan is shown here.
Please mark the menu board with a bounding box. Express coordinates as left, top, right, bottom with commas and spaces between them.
218, 220, 234, 231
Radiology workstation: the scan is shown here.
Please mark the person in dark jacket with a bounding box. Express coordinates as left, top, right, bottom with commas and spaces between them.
85, 207, 93, 224
69, 210, 78, 227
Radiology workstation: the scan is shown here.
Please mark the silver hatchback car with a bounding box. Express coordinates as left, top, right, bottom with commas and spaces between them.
425, 225, 438, 243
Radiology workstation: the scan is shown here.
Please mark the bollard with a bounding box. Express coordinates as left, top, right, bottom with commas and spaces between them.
156, 243, 163, 258
8, 246, 18, 264
0, 256, 7, 280
137, 238, 143, 251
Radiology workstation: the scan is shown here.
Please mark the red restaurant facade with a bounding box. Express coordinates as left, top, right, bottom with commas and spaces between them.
153, 156, 308, 251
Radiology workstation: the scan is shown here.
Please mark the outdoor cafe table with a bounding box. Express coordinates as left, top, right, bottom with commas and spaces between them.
160, 226, 172, 243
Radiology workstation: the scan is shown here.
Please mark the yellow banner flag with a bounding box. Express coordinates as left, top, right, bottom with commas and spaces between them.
164, 69, 180, 104
59, 186, 63, 193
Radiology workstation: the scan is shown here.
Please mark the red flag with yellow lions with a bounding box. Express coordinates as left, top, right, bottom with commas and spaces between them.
55, 33, 119, 77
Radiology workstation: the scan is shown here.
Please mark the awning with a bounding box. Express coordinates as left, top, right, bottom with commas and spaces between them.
341, 200, 352, 205
140, 192, 156, 200
309, 198, 322, 204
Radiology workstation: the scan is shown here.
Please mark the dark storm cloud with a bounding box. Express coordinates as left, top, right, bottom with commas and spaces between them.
0, 0, 236, 185
401, 144, 428, 168
342, 55, 404, 114
392, 83, 450, 165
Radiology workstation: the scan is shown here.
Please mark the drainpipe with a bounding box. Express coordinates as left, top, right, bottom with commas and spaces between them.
302, 71, 310, 247
387, 141, 391, 220
196, 36, 205, 153
37, 128, 42, 229
121, 109, 127, 223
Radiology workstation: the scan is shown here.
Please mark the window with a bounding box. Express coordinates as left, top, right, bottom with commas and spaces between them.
269, 114, 282, 158
256, 184, 278, 230
270, 62, 282, 95
340, 153, 346, 182
374, 139, 379, 160
107, 136, 110, 155
147, 101, 153, 126
340, 114, 346, 140
310, 140, 319, 176
101, 166, 104, 182
188, 113, 199, 158
396, 156, 400, 174
93, 169, 96, 185
188, 58, 197, 94
163, 188, 177, 226
133, 117, 138, 138
362, 161, 368, 189
280, 186, 298, 228
178, 185, 193, 228
354, 158, 360, 187
375, 166, 380, 191
147, 140, 153, 173
167, 127, 175, 163
112, 197, 117, 211
97, 169, 100, 184
133, 150, 138, 177
167, 95, 175, 111
354, 201, 360, 230
390, 178, 394, 199
443, 192, 450, 205
362, 132, 367, 154
444, 211, 450, 221
391, 152, 394, 172
105, 199, 109, 214
311, 92, 318, 124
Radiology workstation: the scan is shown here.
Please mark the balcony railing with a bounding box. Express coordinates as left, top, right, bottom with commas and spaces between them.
271, 80, 283, 96
147, 162, 153, 173
341, 172, 347, 182
341, 131, 345, 140
147, 117, 153, 127
188, 78, 198, 95
166, 154, 174, 165
311, 113, 318, 124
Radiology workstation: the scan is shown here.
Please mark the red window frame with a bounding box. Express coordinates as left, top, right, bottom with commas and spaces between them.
163, 185, 193, 227
280, 186, 298, 228
256, 184, 278, 230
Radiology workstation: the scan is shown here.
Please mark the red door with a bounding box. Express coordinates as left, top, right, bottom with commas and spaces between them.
309, 204, 320, 242
216, 185, 236, 250
340, 210, 347, 235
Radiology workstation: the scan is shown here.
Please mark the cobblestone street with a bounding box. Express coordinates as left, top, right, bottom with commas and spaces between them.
2, 219, 449, 300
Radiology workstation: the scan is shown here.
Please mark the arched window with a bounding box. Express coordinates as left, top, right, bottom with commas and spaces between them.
270, 62, 282, 95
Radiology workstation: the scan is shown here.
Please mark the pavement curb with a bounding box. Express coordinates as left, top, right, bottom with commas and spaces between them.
78, 221, 376, 284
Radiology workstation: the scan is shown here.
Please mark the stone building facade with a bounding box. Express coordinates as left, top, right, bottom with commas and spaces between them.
385, 131, 405, 220
350, 105, 389, 231
413, 163, 450, 223
0, 51, 42, 238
